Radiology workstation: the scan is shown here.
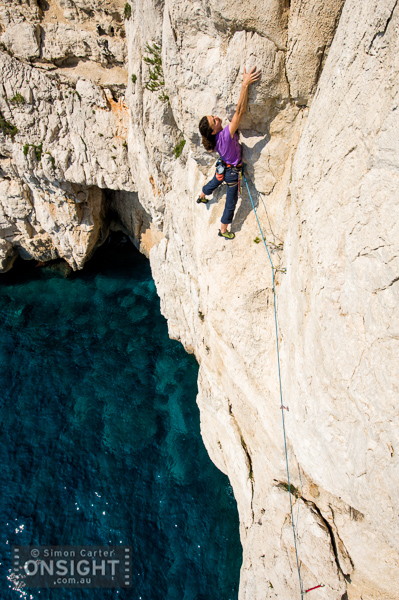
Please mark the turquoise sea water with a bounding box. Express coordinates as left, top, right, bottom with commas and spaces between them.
0, 234, 241, 599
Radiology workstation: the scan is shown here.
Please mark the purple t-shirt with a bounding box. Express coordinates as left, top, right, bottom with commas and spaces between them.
214, 125, 242, 166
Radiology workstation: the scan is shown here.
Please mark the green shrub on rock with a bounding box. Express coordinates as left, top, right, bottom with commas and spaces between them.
10, 93, 25, 106
34, 143, 42, 161
143, 42, 169, 104
124, 2, 132, 19
174, 139, 185, 159
0, 111, 18, 138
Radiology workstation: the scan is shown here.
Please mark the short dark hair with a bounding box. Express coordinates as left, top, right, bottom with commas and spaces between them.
199, 116, 216, 151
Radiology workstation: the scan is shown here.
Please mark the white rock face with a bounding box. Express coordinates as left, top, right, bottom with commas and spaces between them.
0, 0, 398, 598
1, 23, 41, 60
281, 0, 399, 596
286, 0, 345, 104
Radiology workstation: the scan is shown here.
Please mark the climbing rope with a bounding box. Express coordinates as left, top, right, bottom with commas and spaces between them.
242, 171, 304, 598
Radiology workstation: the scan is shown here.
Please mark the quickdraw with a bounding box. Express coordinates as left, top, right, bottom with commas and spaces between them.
304, 584, 325, 594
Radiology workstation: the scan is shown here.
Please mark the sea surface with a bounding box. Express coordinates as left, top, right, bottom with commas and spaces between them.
0, 234, 241, 600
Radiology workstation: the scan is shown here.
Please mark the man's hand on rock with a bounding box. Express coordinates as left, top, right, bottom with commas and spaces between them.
243, 66, 261, 87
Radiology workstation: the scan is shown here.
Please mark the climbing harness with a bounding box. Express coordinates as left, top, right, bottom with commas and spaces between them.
215, 158, 243, 184
242, 169, 304, 598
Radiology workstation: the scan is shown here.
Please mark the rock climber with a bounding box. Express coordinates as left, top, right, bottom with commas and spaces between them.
197, 66, 261, 239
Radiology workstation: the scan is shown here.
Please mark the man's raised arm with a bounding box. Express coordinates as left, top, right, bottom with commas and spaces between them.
229, 66, 261, 139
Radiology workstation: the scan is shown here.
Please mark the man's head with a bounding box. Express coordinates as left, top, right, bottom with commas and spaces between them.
199, 115, 222, 151
207, 115, 223, 135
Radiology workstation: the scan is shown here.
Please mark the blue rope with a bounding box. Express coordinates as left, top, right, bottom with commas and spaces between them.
242, 173, 304, 597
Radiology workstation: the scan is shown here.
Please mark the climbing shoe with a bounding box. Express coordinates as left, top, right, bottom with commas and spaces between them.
218, 230, 235, 240
196, 196, 208, 204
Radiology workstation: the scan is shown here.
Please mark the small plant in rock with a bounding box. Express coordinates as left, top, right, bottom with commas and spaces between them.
10, 93, 25, 106
143, 42, 169, 103
253, 237, 260, 244
174, 138, 185, 159
158, 91, 169, 103
34, 142, 43, 161
131, 74, 137, 84
74, 90, 81, 101
124, 2, 132, 19
46, 152, 55, 169
276, 481, 301, 498
23, 142, 43, 160
0, 111, 18, 138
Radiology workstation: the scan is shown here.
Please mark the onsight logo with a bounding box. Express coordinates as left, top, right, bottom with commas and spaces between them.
12, 546, 131, 588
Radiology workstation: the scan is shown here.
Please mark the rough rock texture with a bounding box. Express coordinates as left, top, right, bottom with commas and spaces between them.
1, 0, 398, 598
281, 1, 399, 597
0, 49, 133, 268
286, 0, 345, 104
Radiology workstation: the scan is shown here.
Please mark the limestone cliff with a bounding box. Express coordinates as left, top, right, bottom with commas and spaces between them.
1, 0, 398, 598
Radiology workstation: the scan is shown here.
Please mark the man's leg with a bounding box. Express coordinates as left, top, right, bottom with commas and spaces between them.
199, 172, 223, 200
220, 171, 239, 232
